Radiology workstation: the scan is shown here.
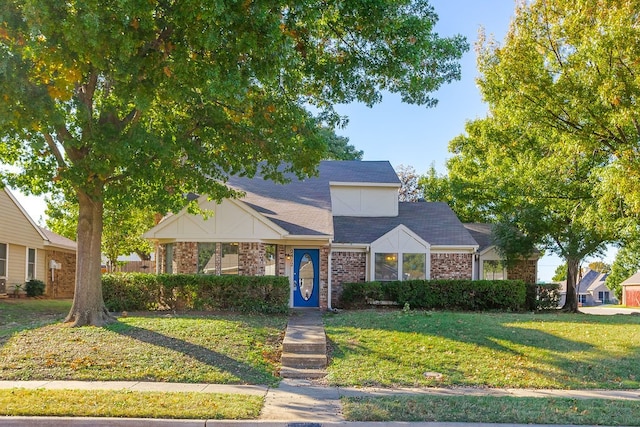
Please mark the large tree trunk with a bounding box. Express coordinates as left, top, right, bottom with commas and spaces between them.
561, 257, 581, 313
64, 189, 114, 327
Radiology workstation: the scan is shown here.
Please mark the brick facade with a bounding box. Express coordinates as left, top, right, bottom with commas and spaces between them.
238, 242, 264, 276
46, 250, 76, 298
508, 259, 537, 284
430, 253, 473, 280
319, 246, 330, 310
330, 251, 367, 307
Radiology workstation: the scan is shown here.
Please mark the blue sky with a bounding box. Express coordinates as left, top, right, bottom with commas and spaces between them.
10, 1, 616, 281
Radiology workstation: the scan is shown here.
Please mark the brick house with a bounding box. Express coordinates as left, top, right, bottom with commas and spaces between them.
144, 161, 538, 309
1, 187, 76, 298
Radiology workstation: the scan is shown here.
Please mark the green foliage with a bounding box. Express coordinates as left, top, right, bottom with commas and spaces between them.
0, 0, 467, 325
24, 279, 45, 297
535, 283, 561, 311
552, 263, 567, 282
321, 128, 363, 160
607, 241, 640, 300
339, 279, 526, 311
102, 273, 289, 314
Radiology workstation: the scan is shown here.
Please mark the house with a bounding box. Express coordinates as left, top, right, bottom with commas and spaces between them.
463, 223, 538, 282
143, 161, 538, 309
620, 272, 640, 307
0, 187, 76, 298
567, 269, 617, 307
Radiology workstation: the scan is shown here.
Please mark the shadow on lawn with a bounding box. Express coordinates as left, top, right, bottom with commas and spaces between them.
324, 310, 640, 389
109, 322, 280, 385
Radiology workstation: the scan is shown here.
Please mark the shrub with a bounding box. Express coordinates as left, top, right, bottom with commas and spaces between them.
102, 273, 289, 314
25, 279, 46, 297
535, 283, 561, 310
339, 279, 527, 311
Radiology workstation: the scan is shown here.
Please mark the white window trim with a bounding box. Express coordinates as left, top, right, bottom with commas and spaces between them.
373, 251, 429, 282
0, 242, 8, 278
26, 247, 36, 281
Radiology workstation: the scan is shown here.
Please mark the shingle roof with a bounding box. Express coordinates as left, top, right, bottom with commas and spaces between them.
39, 227, 77, 251
333, 202, 478, 246
577, 269, 608, 294
463, 223, 494, 252
622, 271, 640, 286
228, 161, 399, 236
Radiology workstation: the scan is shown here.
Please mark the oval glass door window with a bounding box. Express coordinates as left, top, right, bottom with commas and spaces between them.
298, 253, 314, 301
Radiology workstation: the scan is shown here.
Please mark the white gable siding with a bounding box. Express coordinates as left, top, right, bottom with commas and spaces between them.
370, 225, 431, 280
330, 185, 398, 217
146, 199, 285, 242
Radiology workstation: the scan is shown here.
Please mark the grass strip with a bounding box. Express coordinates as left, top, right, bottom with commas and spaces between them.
0, 388, 262, 419
342, 395, 640, 425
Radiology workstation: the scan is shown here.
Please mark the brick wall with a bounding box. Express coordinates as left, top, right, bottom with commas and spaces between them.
508, 259, 537, 284
239, 243, 264, 276
46, 250, 76, 298
174, 242, 198, 274
330, 251, 367, 307
319, 246, 330, 310
430, 253, 473, 280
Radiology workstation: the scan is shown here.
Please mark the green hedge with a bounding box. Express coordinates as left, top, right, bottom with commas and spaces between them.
102, 273, 289, 314
339, 279, 527, 311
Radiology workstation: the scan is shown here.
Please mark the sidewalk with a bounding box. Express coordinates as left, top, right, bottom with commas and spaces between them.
1, 378, 640, 426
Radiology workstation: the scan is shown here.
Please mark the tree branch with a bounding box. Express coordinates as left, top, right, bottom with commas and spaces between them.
43, 133, 66, 166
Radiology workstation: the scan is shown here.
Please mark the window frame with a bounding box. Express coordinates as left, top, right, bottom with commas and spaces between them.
26, 248, 36, 280
374, 253, 399, 281
0, 243, 7, 277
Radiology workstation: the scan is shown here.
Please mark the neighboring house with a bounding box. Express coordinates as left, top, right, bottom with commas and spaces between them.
0, 187, 76, 298
620, 272, 640, 308
463, 223, 538, 282
567, 269, 617, 307
144, 161, 538, 309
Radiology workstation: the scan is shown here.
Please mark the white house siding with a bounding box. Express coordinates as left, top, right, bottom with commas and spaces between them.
330, 185, 398, 217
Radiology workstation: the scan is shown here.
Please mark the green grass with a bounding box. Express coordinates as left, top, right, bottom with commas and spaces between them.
0, 299, 71, 342
342, 395, 640, 425
0, 388, 262, 419
324, 309, 640, 389
0, 300, 287, 385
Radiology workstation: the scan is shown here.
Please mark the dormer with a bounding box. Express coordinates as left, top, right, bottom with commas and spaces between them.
330, 181, 400, 217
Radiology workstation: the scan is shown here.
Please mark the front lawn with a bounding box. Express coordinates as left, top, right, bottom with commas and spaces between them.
0, 301, 287, 386
0, 388, 262, 419
324, 309, 640, 389
342, 395, 640, 425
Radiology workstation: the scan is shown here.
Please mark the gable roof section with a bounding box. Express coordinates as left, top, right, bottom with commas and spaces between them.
577, 269, 609, 294
463, 223, 494, 253
333, 202, 478, 247
622, 271, 640, 286
39, 227, 77, 251
228, 160, 399, 237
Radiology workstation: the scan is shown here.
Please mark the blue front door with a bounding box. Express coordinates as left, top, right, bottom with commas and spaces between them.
293, 249, 319, 307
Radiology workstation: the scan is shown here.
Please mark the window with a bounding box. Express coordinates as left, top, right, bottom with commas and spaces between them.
483, 260, 506, 280
579, 294, 587, 304
598, 291, 610, 303
0, 243, 6, 277
198, 243, 217, 274
375, 253, 398, 281
221, 243, 239, 275
165, 243, 174, 274
27, 248, 36, 280
402, 253, 426, 280
265, 244, 277, 276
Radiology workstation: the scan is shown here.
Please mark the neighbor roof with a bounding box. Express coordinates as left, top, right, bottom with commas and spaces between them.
39, 227, 77, 251
577, 269, 609, 294
622, 271, 640, 286
333, 202, 478, 246
463, 223, 494, 252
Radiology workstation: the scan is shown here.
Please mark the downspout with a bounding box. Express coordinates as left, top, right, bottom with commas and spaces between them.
327, 240, 333, 310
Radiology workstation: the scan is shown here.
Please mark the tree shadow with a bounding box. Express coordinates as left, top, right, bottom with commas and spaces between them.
323, 310, 640, 389
109, 321, 281, 386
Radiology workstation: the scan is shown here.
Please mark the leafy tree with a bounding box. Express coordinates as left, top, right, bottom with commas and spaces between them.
447, 117, 614, 312
588, 261, 611, 274
607, 241, 640, 300
396, 164, 421, 202
321, 128, 363, 161
419, 163, 491, 223
476, 0, 640, 217
552, 263, 567, 282
0, 1, 467, 325
45, 194, 155, 270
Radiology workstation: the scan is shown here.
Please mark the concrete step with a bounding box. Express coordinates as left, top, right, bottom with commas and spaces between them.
280, 366, 327, 379
281, 352, 327, 369
282, 340, 326, 354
